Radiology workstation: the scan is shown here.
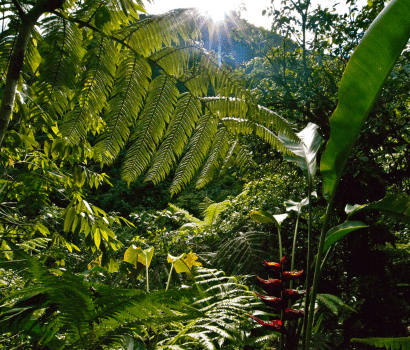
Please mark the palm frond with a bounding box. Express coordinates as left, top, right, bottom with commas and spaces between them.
145, 92, 201, 185
122, 74, 178, 184
95, 53, 151, 164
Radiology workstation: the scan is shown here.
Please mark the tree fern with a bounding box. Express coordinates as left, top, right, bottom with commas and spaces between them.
95, 53, 151, 164
351, 337, 410, 349
145, 92, 202, 185
122, 74, 179, 183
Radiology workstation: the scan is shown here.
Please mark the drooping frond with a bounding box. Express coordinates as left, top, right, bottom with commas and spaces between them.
0, 19, 19, 84
317, 294, 357, 315
145, 92, 201, 184
122, 74, 179, 184
196, 127, 230, 189
203, 199, 231, 225
150, 46, 191, 77
222, 117, 293, 155
169, 203, 203, 224
34, 15, 85, 116
202, 96, 249, 119
95, 53, 151, 164
60, 33, 118, 143
121, 9, 200, 57
351, 337, 410, 349
212, 230, 269, 275
257, 105, 299, 141
169, 113, 218, 195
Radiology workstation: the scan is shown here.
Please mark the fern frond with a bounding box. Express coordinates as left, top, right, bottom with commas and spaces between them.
0, 19, 19, 84
95, 53, 151, 164
169, 203, 203, 224
257, 105, 298, 141
203, 200, 231, 225
145, 92, 201, 185
169, 113, 218, 195
60, 33, 118, 144
317, 294, 357, 315
351, 337, 410, 349
202, 97, 249, 119
196, 127, 230, 189
122, 74, 178, 184
121, 9, 200, 57
35, 15, 84, 116
150, 46, 191, 77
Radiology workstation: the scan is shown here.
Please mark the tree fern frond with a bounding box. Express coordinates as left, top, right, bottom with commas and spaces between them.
122, 74, 179, 184
196, 127, 230, 189
169, 203, 203, 224
351, 337, 410, 349
202, 96, 249, 119
95, 53, 151, 164
257, 105, 299, 142
145, 92, 201, 185
317, 294, 357, 315
203, 199, 231, 225
34, 16, 84, 116
120, 9, 200, 57
212, 231, 268, 275
169, 113, 218, 195
0, 19, 19, 84
150, 46, 191, 77
61, 34, 118, 144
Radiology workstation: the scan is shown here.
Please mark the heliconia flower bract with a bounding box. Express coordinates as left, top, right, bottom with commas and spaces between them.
282, 270, 304, 281
264, 255, 286, 272
257, 276, 283, 293
283, 308, 304, 320
254, 292, 285, 309
247, 314, 285, 333
282, 289, 306, 300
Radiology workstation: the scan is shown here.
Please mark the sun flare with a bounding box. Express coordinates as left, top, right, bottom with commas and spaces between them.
197, 0, 244, 22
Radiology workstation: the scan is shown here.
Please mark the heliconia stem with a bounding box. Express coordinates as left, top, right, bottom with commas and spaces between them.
146, 255, 149, 293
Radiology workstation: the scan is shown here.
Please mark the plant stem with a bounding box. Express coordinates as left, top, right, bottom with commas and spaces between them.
278, 226, 283, 261
146, 255, 149, 293
304, 190, 337, 349
166, 263, 174, 291
290, 213, 300, 291
301, 181, 312, 350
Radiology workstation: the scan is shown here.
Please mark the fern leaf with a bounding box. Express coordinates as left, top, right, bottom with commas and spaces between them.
145, 92, 201, 185
202, 96, 249, 119
351, 337, 410, 350
317, 294, 357, 315
0, 19, 19, 84
150, 46, 191, 77
169, 113, 218, 195
61, 34, 118, 144
257, 105, 298, 141
196, 127, 230, 189
203, 200, 231, 225
168, 203, 203, 224
122, 74, 179, 184
95, 53, 151, 163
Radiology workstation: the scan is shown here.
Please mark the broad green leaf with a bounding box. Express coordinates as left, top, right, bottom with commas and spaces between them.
167, 252, 201, 276
351, 337, 410, 349
279, 123, 323, 185
124, 246, 154, 268
348, 194, 410, 224
323, 221, 368, 252
249, 210, 275, 224
320, 0, 410, 198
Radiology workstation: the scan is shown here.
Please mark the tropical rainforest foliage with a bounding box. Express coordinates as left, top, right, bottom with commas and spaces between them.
0, 0, 410, 349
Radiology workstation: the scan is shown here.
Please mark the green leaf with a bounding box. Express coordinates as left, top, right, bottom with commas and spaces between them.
279, 123, 323, 185
167, 252, 202, 276
249, 210, 288, 226
323, 221, 368, 252
351, 337, 410, 349
124, 246, 154, 268
320, 0, 410, 198
348, 194, 410, 224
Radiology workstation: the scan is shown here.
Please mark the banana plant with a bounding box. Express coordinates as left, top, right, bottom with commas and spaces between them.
124, 246, 154, 292
305, 0, 410, 348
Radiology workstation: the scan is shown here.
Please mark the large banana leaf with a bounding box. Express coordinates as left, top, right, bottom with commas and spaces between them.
279, 123, 323, 185
348, 194, 410, 224
323, 221, 368, 252
320, 0, 410, 198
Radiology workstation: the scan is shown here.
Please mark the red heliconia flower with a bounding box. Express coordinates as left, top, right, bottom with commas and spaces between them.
283, 308, 304, 320
282, 289, 306, 300
247, 314, 285, 333
264, 256, 286, 272
282, 270, 304, 281
254, 292, 285, 309
257, 276, 283, 293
